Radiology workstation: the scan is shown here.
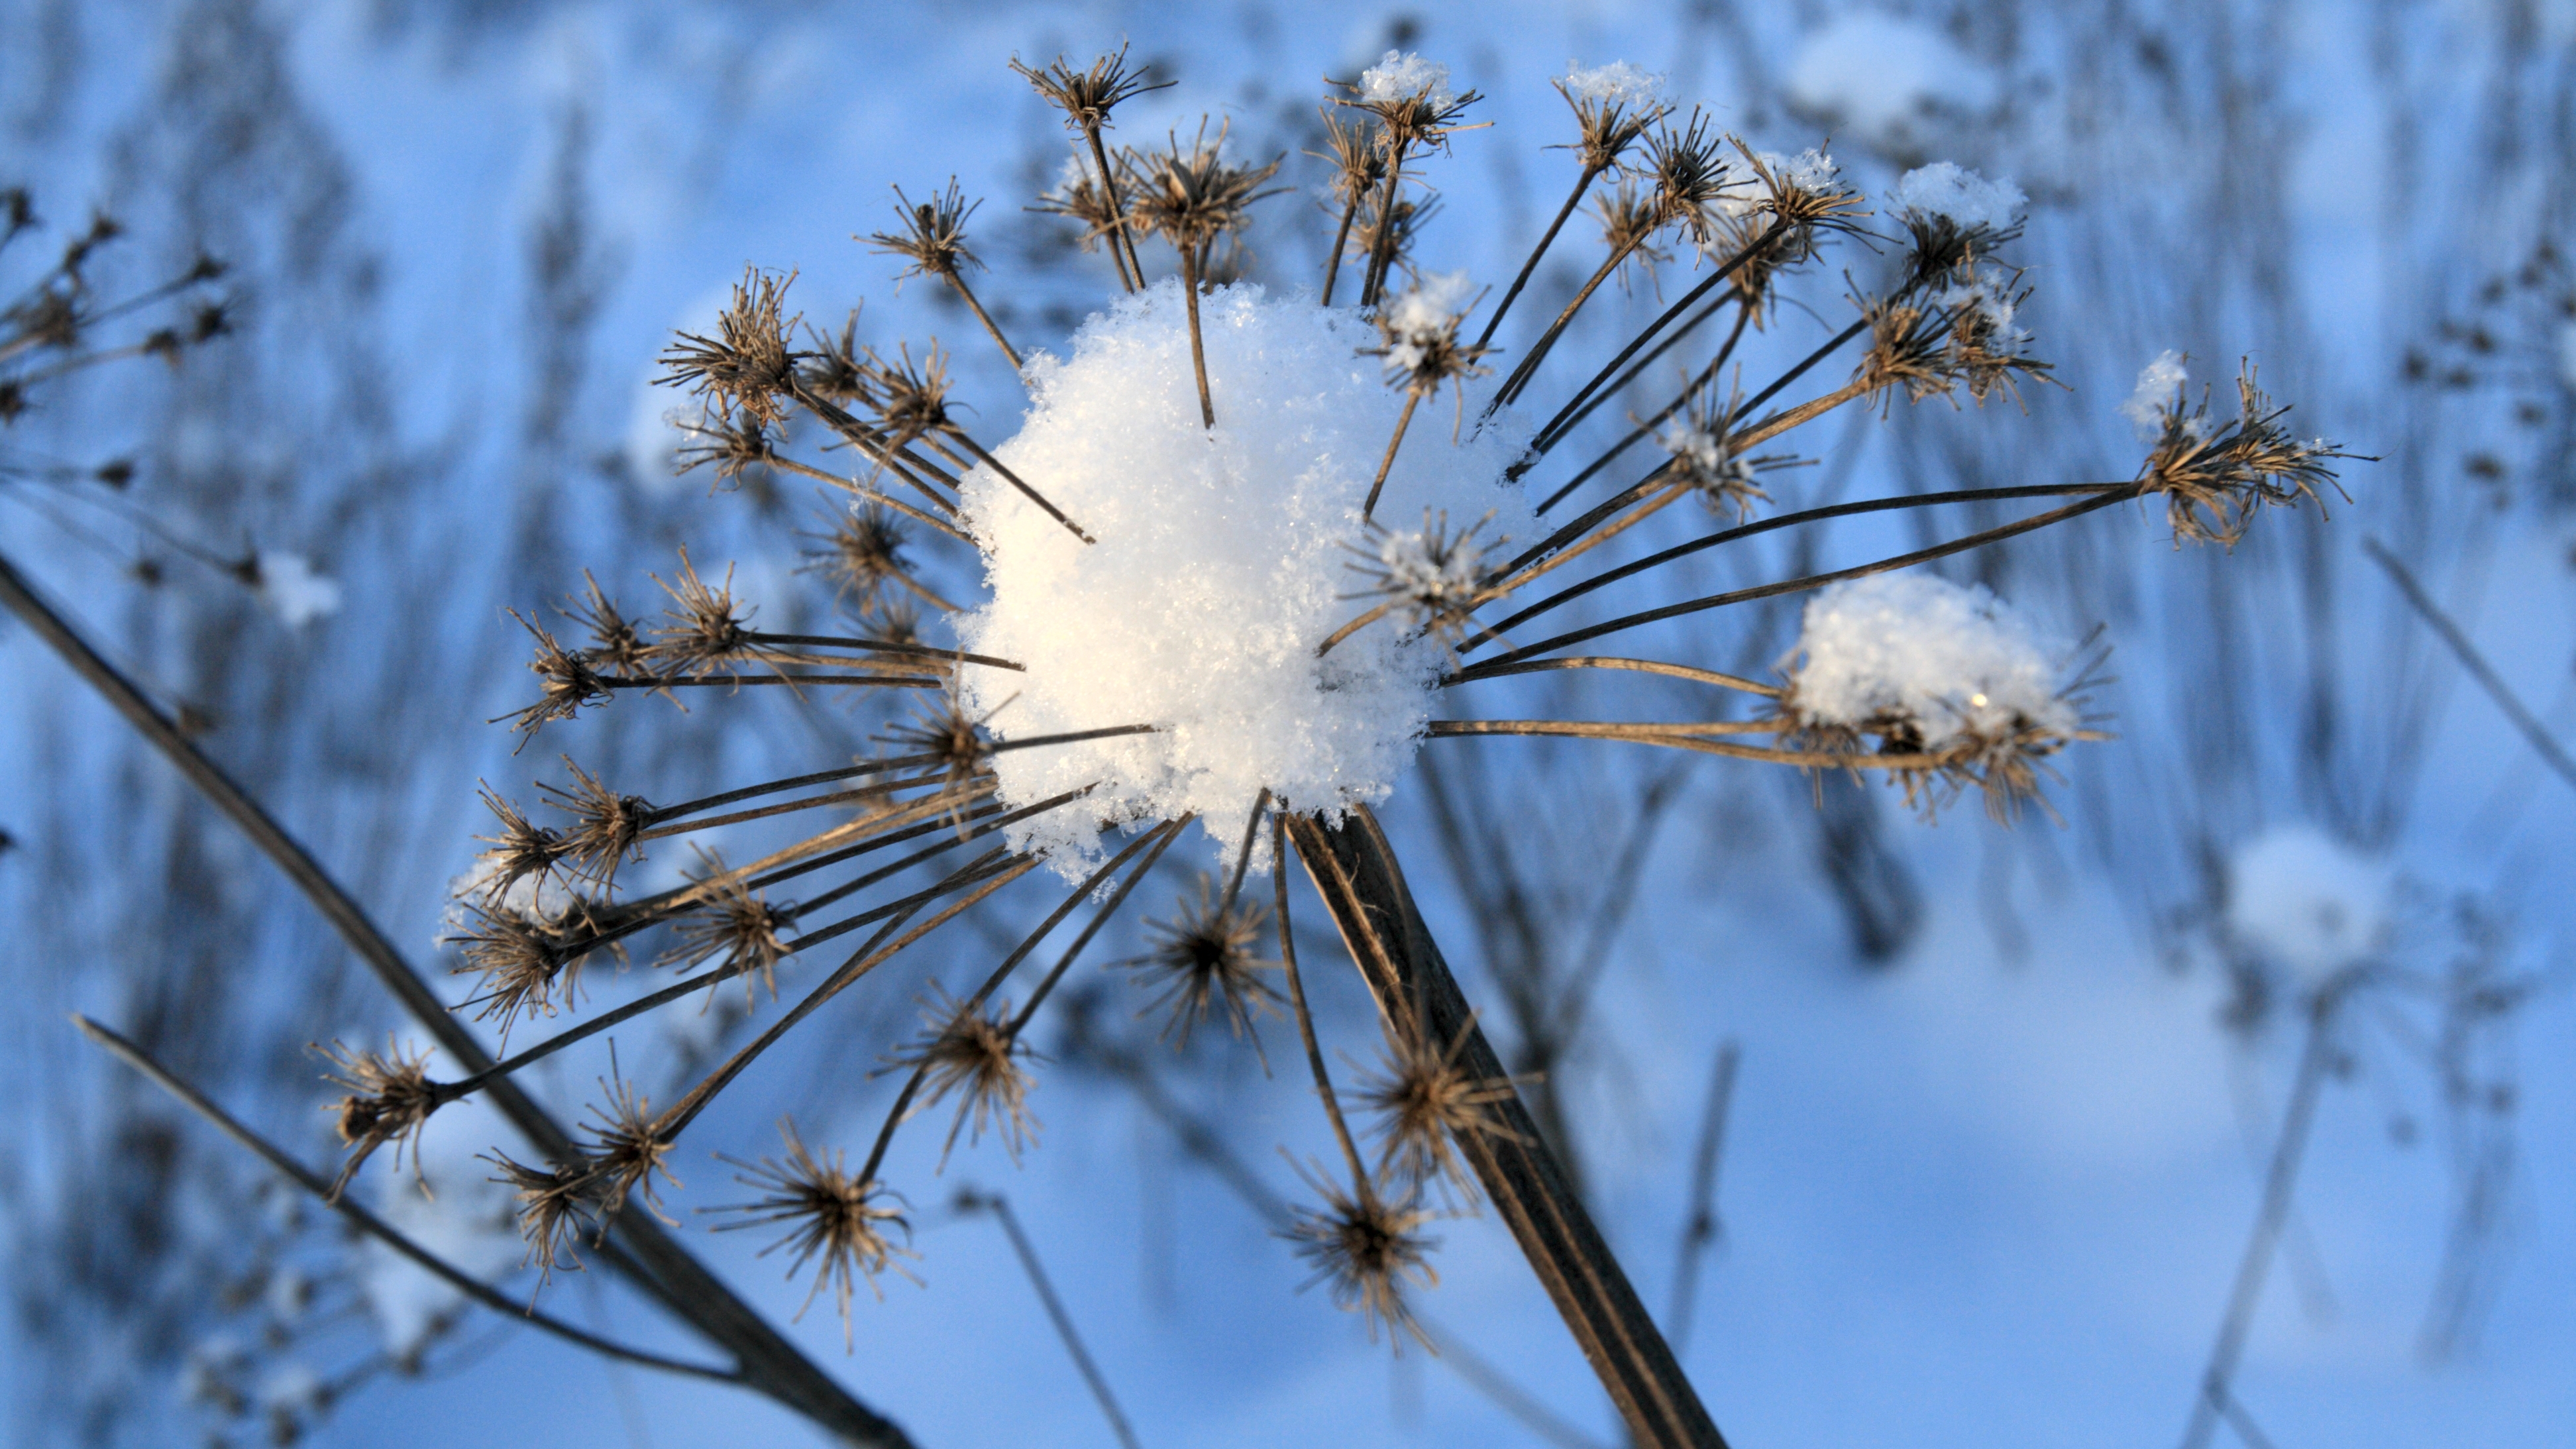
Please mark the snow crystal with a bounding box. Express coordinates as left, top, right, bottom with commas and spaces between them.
1935, 268, 2029, 345
2118, 349, 2202, 441
1889, 161, 2025, 233
1786, 572, 2076, 746
1360, 50, 1454, 111
1561, 59, 1664, 108
956, 280, 1531, 873
2225, 826, 2390, 986
254, 551, 341, 627
1723, 148, 1841, 218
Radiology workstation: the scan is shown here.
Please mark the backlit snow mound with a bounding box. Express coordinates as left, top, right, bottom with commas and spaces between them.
1786, 572, 2077, 746
957, 280, 1531, 873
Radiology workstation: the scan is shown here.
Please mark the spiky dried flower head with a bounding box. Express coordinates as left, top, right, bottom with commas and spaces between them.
1369, 271, 1491, 403
861, 341, 952, 447
1126, 122, 1287, 252
2135, 360, 2356, 547
672, 406, 777, 484
1281, 1166, 1440, 1347
708, 1119, 916, 1339
798, 308, 869, 402
658, 852, 796, 1003
1727, 143, 1868, 266
1032, 151, 1126, 254
317, 1038, 439, 1199
1314, 107, 1388, 206
656, 266, 805, 425
801, 503, 914, 612
879, 684, 994, 808
1010, 44, 1169, 129
1888, 162, 2026, 282
472, 785, 571, 905
581, 1067, 679, 1226
1554, 60, 1669, 173
1343, 50, 1484, 154
1126, 875, 1281, 1051
498, 612, 608, 745
449, 898, 595, 1036
881, 981, 1038, 1167
640, 547, 755, 679
1592, 180, 1675, 282
1348, 191, 1439, 276
1345, 508, 1505, 647
483, 1148, 603, 1288
1929, 266, 2051, 405
1858, 294, 1958, 405
867, 180, 986, 284
1354, 1019, 1528, 1206
1640, 109, 1733, 247
568, 570, 648, 676
538, 758, 651, 891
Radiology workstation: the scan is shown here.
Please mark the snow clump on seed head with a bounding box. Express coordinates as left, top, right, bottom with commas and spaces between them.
1888, 160, 2025, 233
2120, 349, 2194, 439
1560, 59, 1665, 107
1784, 572, 2076, 747
1361, 50, 1456, 109
956, 280, 1531, 875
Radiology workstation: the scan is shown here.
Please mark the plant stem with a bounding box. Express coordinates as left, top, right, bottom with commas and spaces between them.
1180, 244, 1214, 427
945, 271, 1022, 371
1364, 390, 1421, 522
1085, 123, 1147, 291
1476, 165, 1603, 352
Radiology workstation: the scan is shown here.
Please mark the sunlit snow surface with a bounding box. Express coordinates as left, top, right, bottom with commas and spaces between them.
958, 280, 1531, 872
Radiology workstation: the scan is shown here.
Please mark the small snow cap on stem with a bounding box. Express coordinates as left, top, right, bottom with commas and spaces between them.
1889, 160, 2025, 277
1371, 270, 1490, 402
1555, 60, 1669, 172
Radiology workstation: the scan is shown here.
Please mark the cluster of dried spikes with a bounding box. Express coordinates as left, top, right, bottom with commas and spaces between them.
262, 48, 2358, 1431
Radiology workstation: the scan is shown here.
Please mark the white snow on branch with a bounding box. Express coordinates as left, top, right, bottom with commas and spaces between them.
1379, 270, 1475, 377
2120, 349, 2192, 438
957, 280, 1530, 873
1560, 59, 1664, 107
2225, 826, 2391, 986
254, 551, 342, 627
1360, 50, 1455, 110
1786, 572, 2077, 747
1889, 160, 2025, 233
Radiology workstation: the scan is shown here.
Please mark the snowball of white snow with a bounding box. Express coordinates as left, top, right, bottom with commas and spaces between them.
956, 280, 1531, 874
2225, 826, 2391, 985
1888, 161, 2025, 233
2119, 349, 2192, 438
1723, 149, 1842, 217
1360, 50, 1456, 110
254, 551, 342, 627
1786, 14, 1998, 154
1786, 572, 2077, 747
1561, 59, 1664, 108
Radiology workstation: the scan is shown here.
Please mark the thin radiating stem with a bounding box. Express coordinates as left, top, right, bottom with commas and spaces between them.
964, 1191, 1144, 1449
945, 271, 1022, 371
1476, 164, 1605, 352
1363, 392, 1420, 523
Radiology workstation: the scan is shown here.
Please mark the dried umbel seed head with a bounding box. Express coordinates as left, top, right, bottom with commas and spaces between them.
1354, 1022, 1526, 1206
1281, 1171, 1440, 1347
672, 407, 777, 484
538, 758, 651, 891
499, 612, 608, 744
317, 1038, 439, 1199
1554, 61, 1668, 174
883, 982, 1038, 1166
798, 309, 868, 402
1729, 143, 1867, 265
708, 1120, 916, 1340
1931, 266, 2051, 405
1641, 109, 1731, 248
1010, 44, 1167, 131
1348, 191, 1438, 278
1127, 876, 1280, 1051
1370, 271, 1491, 403
1126, 123, 1287, 252
1315, 107, 1387, 207
642, 549, 755, 678
802, 504, 912, 612
472, 785, 570, 905
568, 570, 647, 676
582, 1072, 678, 1226
867, 180, 985, 285
1032, 152, 1126, 254
1344, 50, 1483, 154
1347, 508, 1503, 646
1655, 390, 1778, 521
1858, 295, 1957, 405
659, 857, 796, 1002
1593, 180, 1674, 282
862, 342, 952, 447
657, 266, 804, 425
484, 1148, 604, 1287
449, 899, 594, 1034
2138, 362, 2355, 547
881, 688, 992, 804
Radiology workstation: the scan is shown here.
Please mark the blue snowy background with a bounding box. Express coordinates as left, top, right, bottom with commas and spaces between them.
3, 1, 2571, 1446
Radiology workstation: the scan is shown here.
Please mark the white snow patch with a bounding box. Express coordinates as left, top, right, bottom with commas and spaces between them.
2120, 349, 2192, 437
254, 551, 343, 627
1561, 59, 1664, 108
1888, 160, 2025, 232
2224, 826, 2391, 986
1379, 270, 1476, 378
1786, 13, 1997, 155
956, 280, 1530, 873
1724, 148, 1842, 217
1785, 572, 2076, 746
1360, 50, 1455, 110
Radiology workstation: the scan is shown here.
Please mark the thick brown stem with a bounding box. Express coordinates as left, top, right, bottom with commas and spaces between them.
1321, 195, 1359, 305
1285, 805, 1728, 1449
1085, 124, 1147, 291
1181, 246, 1214, 427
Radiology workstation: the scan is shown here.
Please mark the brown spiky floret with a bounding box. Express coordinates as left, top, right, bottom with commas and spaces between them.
2137, 362, 2355, 547
866, 180, 986, 284
1354, 1021, 1527, 1206
798, 309, 868, 402
1555, 76, 1667, 174
802, 504, 912, 612
1368, 276, 1491, 402
1348, 192, 1438, 276
655, 266, 806, 425
1010, 44, 1167, 129
659, 855, 796, 1002
449, 899, 593, 1034
1340, 70, 1483, 156
567, 570, 648, 676
672, 407, 777, 484
1344, 508, 1504, 647
1126, 876, 1280, 1051
879, 687, 992, 804
1639, 110, 1731, 247
861, 343, 951, 448
1654, 384, 1778, 521
882, 981, 1038, 1166
708, 1120, 916, 1336
1592, 181, 1674, 283
1031, 156, 1127, 255
1858, 295, 1957, 405
484, 1148, 603, 1287
640, 548, 755, 678
581, 1069, 679, 1226
1125, 124, 1287, 252
538, 758, 651, 891
1314, 107, 1387, 209
1281, 1169, 1440, 1347
499, 612, 608, 744
1728, 141, 1870, 266
318, 1038, 440, 1199
472, 785, 572, 904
